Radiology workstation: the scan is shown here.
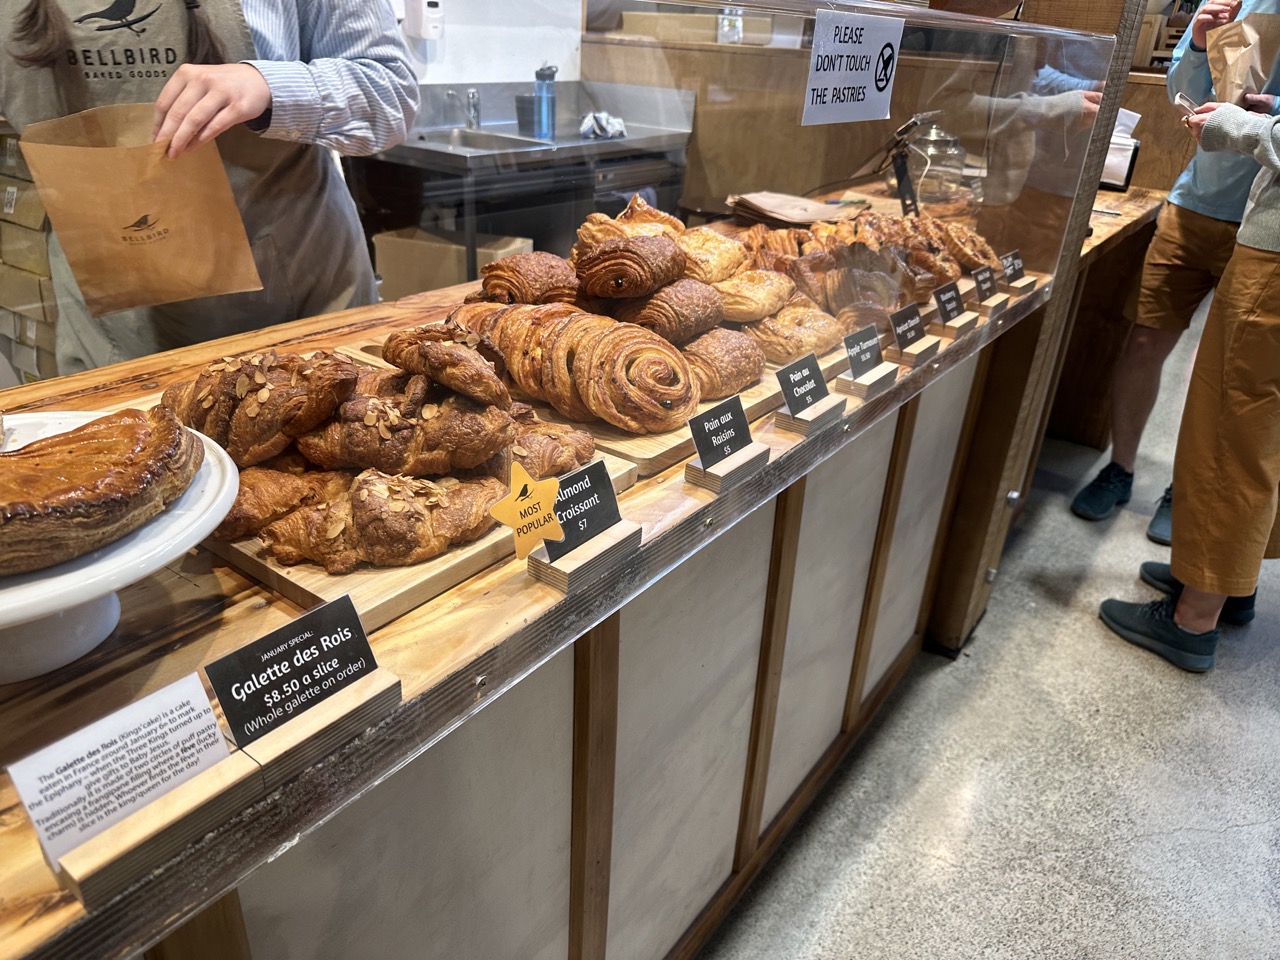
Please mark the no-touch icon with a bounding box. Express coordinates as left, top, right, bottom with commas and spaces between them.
875, 43, 896, 92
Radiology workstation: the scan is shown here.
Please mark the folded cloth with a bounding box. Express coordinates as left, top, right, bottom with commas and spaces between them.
580, 112, 628, 140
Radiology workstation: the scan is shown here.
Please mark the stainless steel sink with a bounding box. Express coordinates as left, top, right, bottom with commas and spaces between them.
413, 127, 542, 151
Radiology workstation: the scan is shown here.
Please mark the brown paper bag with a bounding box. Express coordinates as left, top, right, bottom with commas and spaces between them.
1208, 12, 1280, 105
19, 102, 261, 317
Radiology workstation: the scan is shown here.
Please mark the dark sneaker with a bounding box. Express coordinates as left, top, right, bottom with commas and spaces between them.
1071, 462, 1134, 521
1099, 596, 1219, 672
1139, 561, 1257, 626
1147, 485, 1173, 545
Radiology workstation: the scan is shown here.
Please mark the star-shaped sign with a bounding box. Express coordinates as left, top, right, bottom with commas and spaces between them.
490, 461, 564, 561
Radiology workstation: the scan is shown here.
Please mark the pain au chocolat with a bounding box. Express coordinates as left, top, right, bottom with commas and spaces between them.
0, 407, 204, 576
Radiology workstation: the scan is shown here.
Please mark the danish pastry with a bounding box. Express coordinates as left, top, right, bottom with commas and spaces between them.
714, 269, 796, 322
677, 227, 749, 283
681, 328, 766, 401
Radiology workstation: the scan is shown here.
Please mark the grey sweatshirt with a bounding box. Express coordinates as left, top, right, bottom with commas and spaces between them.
1201, 103, 1280, 252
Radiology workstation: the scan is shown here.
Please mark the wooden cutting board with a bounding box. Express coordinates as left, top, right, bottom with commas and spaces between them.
204, 452, 638, 632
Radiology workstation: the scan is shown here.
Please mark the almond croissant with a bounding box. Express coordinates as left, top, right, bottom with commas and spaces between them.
213, 466, 354, 541
510, 402, 595, 478
261, 471, 506, 575
161, 350, 358, 468
382, 319, 511, 408
297, 373, 515, 475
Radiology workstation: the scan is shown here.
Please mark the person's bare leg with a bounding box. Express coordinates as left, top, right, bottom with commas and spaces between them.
1109, 325, 1185, 472
1176, 586, 1227, 633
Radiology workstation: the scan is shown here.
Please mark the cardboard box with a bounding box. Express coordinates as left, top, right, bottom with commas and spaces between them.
0, 221, 51, 277
0, 335, 20, 389
0, 307, 19, 342
11, 339, 56, 382
0, 262, 57, 323
0, 134, 32, 181
15, 312, 55, 353
0, 174, 46, 230
373, 228, 533, 300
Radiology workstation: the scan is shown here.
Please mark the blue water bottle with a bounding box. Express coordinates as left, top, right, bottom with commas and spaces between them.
534, 65, 558, 141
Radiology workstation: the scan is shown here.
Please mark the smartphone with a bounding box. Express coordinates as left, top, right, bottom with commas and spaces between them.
1175, 92, 1200, 116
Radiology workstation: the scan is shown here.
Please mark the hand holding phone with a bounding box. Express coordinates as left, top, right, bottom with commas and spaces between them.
1175, 92, 1200, 117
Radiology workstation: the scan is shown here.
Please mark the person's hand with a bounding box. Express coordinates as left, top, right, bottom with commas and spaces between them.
1244, 93, 1277, 114
1184, 101, 1223, 143
1077, 89, 1103, 131
1191, 0, 1242, 50
153, 64, 271, 159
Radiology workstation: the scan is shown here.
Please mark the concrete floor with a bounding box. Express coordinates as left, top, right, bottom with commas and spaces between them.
699, 300, 1280, 959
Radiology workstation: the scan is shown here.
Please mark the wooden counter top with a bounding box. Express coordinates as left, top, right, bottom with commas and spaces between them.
1083, 186, 1165, 266
0, 267, 1056, 959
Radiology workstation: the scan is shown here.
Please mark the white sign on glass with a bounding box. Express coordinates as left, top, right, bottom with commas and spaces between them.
802, 10, 905, 126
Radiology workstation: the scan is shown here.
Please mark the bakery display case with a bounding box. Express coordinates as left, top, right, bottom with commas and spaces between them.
0, 3, 1127, 959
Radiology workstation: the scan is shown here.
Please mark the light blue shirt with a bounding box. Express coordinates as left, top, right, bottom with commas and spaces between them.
1167, 0, 1280, 222
241, 0, 419, 156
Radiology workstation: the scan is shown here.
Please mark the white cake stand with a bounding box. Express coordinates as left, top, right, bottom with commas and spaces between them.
0, 412, 238, 685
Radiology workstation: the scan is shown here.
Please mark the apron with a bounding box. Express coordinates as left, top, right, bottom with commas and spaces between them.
0, 1, 376, 373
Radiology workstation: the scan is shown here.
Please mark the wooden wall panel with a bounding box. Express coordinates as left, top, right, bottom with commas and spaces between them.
759, 414, 898, 830
582, 38, 997, 203
1125, 73, 1196, 192
607, 502, 775, 960
1020, 0, 1129, 33
237, 649, 574, 960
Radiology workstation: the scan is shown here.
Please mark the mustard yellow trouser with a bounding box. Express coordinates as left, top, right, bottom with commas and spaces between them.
1171, 242, 1280, 597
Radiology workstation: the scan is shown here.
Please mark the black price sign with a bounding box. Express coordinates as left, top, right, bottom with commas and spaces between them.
776, 353, 829, 416
890, 304, 925, 352
544, 459, 623, 563
972, 265, 996, 301
844, 326, 884, 380
205, 595, 377, 747
689, 395, 751, 470
1000, 250, 1025, 283
932, 281, 963, 322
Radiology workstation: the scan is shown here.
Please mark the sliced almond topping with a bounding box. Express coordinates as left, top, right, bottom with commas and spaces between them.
377, 422, 392, 441
245, 400, 261, 418
512, 445, 529, 457
363, 411, 378, 427
235, 373, 251, 398
358, 488, 369, 501
254, 370, 266, 384
201, 396, 214, 409
196, 385, 211, 400
257, 386, 271, 404
325, 519, 345, 539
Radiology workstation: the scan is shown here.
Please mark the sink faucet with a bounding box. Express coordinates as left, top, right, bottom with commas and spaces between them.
447, 88, 481, 130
